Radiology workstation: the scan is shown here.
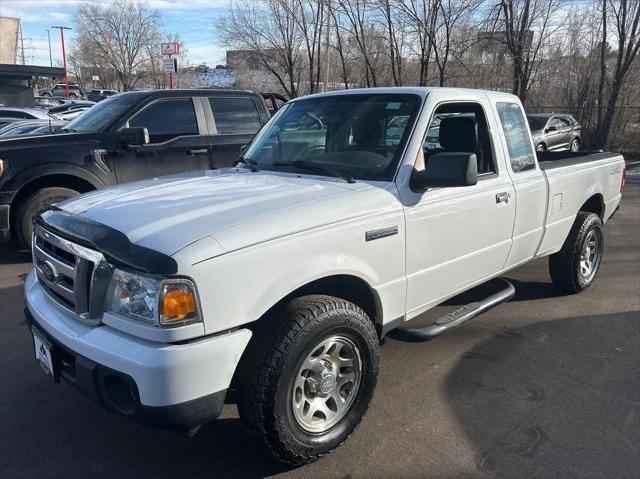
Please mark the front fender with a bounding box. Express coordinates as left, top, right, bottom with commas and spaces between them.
176, 213, 407, 335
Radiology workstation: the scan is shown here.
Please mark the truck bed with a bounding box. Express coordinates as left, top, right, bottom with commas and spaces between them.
534, 149, 624, 258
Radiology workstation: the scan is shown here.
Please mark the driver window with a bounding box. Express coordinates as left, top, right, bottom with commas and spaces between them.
127, 98, 198, 144
418, 102, 496, 175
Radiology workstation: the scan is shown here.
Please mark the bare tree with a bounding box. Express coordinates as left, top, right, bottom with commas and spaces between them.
491, 0, 567, 101
336, 0, 380, 87
400, 0, 438, 86
595, 0, 640, 148
217, 0, 302, 97
292, 0, 326, 93
74, 0, 162, 91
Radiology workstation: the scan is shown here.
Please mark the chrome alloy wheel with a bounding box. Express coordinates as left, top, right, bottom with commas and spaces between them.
291, 335, 362, 433
571, 139, 580, 152
580, 229, 600, 279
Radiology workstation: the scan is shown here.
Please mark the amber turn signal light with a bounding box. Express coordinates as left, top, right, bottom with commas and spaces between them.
161, 288, 196, 321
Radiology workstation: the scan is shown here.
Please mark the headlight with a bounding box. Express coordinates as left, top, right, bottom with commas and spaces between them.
106, 269, 201, 327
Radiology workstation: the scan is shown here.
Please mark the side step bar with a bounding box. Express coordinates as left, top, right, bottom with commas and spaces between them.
387, 279, 515, 342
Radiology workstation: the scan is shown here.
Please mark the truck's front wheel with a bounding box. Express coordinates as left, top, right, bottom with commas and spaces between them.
14, 187, 79, 250
236, 295, 379, 465
549, 212, 604, 293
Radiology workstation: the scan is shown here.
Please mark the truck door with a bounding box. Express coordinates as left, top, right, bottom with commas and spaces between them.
113, 97, 212, 183
205, 96, 264, 168
493, 101, 547, 269
400, 96, 516, 318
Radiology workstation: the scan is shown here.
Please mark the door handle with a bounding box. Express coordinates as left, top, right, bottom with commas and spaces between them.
496, 192, 510, 204
188, 148, 208, 155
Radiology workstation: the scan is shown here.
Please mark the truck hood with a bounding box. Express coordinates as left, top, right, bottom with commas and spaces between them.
0, 131, 103, 151
57, 170, 399, 257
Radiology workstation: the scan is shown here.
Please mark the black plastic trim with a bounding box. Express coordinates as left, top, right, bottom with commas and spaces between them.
25, 307, 225, 429
538, 151, 620, 170
35, 207, 178, 275
0, 204, 9, 242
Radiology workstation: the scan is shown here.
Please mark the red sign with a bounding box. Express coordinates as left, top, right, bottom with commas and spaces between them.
161, 42, 180, 56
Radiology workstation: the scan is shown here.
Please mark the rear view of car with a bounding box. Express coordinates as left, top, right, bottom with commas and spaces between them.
87, 89, 119, 102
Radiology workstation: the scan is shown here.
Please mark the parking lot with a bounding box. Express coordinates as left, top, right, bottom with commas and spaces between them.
0, 179, 638, 479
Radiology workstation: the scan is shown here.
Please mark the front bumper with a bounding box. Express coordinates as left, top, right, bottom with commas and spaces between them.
24, 270, 252, 429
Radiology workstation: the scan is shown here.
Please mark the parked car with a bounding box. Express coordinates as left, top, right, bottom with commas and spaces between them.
86, 89, 119, 102
50, 105, 93, 121
527, 113, 581, 152
46, 99, 96, 114
0, 119, 65, 137
33, 96, 65, 108
0, 107, 54, 128
39, 83, 84, 99
0, 89, 270, 248
22, 87, 624, 465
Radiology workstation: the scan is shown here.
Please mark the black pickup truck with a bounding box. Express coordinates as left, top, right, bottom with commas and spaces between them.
0, 89, 271, 249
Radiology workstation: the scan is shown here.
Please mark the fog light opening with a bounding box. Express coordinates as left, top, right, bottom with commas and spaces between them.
103, 374, 136, 415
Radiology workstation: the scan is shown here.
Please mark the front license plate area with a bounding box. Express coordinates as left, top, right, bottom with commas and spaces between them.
32, 326, 57, 380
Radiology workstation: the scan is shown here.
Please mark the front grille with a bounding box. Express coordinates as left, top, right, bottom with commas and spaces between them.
33, 225, 111, 324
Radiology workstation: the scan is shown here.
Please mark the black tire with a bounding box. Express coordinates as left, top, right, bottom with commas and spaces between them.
236, 295, 379, 465
536, 143, 546, 152
549, 212, 604, 293
13, 187, 79, 250
41, 92, 51, 97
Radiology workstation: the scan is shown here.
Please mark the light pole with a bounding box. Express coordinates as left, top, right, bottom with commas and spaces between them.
46, 29, 53, 67
51, 25, 71, 98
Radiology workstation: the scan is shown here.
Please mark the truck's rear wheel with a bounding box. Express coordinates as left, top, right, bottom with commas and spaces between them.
236, 295, 379, 465
14, 187, 79, 250
549, 212, 603, 293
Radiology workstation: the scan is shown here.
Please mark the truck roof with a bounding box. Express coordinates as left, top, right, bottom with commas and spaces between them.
296, 86, 521, 102
115, 88, 262, 101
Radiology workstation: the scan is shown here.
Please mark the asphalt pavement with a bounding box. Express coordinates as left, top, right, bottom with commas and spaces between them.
1, 181, 638, 479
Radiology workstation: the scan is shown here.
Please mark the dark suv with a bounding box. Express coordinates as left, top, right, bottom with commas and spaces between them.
0, 89, 270, 248
39, 83, 84, 99
87, 89, 119, 102
527, 113, 581, 152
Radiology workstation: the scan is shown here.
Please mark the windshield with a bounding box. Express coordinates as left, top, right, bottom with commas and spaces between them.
242, 94, 422, 181
63, 93, 135, 132
527, 115, 548, 131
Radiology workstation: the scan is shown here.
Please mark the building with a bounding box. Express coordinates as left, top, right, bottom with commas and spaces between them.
0, 16, 66, 106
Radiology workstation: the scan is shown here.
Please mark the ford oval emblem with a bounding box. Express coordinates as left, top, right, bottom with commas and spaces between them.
40, 260, 59, 283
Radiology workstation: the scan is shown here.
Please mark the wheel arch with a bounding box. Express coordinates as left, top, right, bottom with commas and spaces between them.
257, 274, 384, 337
579, 193, 604, 220
10, 172, 99, 224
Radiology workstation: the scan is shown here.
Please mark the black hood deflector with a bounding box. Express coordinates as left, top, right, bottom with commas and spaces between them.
35, 207, 178, 275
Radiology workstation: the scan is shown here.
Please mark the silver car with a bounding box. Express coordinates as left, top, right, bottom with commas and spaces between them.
527, 113, 582, 152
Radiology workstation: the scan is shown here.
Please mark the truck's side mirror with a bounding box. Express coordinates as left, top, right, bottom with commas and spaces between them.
546, 125, 557, 133
411, 152, 478, 191
119, 127, 149, 146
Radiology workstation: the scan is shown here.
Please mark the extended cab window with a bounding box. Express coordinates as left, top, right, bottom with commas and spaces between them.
128, 98, 198, 143
496, 102, 535, 172
210, 97, 262, 134
421, 102, 496, 175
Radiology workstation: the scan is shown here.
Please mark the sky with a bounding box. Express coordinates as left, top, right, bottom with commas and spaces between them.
0, 0, 229, 67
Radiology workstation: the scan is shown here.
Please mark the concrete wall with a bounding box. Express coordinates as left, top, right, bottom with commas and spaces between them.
0, 17, 19, 64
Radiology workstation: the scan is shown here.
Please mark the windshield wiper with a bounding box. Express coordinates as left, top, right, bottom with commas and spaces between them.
60, 127, 76, 133
236, 156, 259, 172
273, 160, 355, 183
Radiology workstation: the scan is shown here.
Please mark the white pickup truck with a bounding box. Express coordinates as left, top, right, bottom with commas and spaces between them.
25, 87, 625, 465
